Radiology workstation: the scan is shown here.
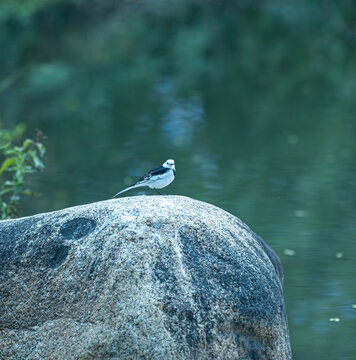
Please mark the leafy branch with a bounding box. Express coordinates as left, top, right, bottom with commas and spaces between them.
0, 126, 46, 219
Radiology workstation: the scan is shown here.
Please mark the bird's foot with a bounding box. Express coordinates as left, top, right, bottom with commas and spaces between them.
155, 189, 163, 195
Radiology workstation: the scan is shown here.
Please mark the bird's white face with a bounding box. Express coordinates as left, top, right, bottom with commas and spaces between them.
163, 159, 175, 170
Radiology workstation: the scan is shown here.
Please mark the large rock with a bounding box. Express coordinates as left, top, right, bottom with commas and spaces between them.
0, 196, 292, 359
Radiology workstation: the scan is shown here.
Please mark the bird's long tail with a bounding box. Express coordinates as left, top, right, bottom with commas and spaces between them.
112, 183, 145, 198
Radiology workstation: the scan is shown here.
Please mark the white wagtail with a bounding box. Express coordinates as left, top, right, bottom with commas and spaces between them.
113, 159, 176, 196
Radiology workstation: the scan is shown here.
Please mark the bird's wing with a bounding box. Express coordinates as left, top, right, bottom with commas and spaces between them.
135, 166, 168, 184
113, 166, 171, 197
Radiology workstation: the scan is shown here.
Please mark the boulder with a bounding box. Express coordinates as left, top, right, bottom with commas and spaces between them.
0, 195, 292, 359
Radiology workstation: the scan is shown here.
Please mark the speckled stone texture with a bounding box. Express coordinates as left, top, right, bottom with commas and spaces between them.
0, 196, 292, 359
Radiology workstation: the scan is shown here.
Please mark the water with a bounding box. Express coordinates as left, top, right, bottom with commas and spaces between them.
1, 2, 356, 358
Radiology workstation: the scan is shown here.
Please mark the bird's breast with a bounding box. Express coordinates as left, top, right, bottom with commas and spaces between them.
148, 169, 175, 189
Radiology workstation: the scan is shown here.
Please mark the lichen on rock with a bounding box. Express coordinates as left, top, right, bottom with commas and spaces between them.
0, 195, 292, 359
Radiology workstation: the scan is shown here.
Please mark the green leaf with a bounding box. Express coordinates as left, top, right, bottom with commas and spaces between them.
0, 142, 11, 151
23, 139, 34, 148
4, 180, 23, 187
32, 156, 44, 170
0, 157, 17, 173
3, 148, 17, 155
36, 142, 46, 157
22, 189, 33, 196
24, 165, 36, 173
0, 188, 12, 196
4, 180, 15, 186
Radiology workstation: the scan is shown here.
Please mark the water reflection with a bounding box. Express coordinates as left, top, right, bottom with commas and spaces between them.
1, 2, 356, 359
156, 79, 205, 147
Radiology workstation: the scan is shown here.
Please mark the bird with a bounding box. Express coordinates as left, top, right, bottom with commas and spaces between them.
113, 159, 176, 197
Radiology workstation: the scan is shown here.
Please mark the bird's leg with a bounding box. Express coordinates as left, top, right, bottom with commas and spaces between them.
155, 189, 163, 195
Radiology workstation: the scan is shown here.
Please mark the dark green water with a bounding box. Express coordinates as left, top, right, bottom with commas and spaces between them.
1, 2, 356, 359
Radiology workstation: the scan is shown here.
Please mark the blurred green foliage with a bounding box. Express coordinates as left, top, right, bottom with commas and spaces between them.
0, 125, 45, 219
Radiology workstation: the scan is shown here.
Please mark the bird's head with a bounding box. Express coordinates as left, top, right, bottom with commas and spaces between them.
163, 159, 175, 170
